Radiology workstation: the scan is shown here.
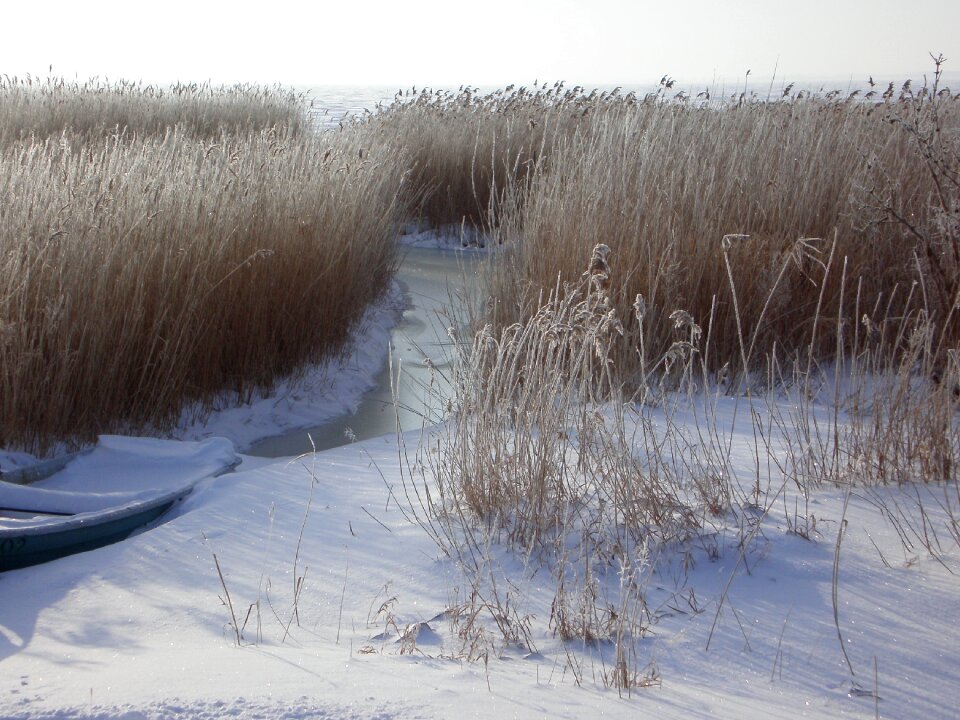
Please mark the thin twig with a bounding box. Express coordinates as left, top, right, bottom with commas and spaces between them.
833, 489, 855, 676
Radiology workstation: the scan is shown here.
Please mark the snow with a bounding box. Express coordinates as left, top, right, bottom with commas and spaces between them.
35, 437, 238, 495
0, 437, 237, 530
2, 236, 959, 718
2, 426, 957, 719
397, 222, 492, 250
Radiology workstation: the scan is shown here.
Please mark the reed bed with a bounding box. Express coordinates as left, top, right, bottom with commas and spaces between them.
367, 83, 632, 228
4, 72, 957, 459
1, 121, 407, 452
486, 88, 960, 380
360, 76, 958, 377
399, 77, 960, 546
0, 77, 306, 146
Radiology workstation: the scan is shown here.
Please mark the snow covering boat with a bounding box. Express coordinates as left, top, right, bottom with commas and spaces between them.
0, 436, 239, 571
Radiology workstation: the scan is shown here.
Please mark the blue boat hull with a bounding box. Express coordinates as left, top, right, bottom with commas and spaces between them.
0, 494, 184, 571
0, 437, 240, 572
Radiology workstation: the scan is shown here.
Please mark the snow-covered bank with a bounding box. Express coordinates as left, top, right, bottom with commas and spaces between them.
170, 281, 405, 454
0, 282, 401, 475
0, 433, 626, 719
1, 402, 958, 718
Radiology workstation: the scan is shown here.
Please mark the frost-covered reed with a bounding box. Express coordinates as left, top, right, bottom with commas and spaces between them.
0, 85, 406, 452
364, 77, 959, 377
0, 76, 306, 145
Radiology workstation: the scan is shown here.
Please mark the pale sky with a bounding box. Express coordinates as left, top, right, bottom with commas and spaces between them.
2, 0, 957, 88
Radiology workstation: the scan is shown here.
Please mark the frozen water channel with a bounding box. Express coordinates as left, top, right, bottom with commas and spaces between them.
245, 245, 482, 457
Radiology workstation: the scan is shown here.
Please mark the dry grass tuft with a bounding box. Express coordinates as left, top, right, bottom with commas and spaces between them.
409, 245, 720, 684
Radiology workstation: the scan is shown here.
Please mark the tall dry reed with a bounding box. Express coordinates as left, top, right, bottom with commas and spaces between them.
0, 77, 306, 146
362, 77, 958, 378
365, 83, 635, 228
0, 123, 407, 452
486, 88, 960, 381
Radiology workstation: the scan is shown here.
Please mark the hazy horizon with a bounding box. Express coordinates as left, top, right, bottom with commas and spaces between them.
2, 1, 957, 90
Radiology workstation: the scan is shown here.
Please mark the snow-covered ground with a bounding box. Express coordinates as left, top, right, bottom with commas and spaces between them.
1, 237, 958, 719
3, 421, 958, 719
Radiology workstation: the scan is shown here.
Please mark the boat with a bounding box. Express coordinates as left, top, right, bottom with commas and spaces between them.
0, 481, 213, 570
0, 436, 240, 571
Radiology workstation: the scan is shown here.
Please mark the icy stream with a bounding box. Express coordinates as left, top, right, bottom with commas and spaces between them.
245, 245, 482, 457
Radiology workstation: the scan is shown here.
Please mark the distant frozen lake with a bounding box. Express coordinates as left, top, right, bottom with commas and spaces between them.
299, 71, 957, 131
302, 85, 399, 129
